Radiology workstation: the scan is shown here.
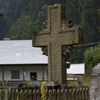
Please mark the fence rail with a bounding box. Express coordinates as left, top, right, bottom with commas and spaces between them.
0, 87, 89, 100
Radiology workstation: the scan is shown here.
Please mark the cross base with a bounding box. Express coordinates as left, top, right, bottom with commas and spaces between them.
46, 81, 67, 90
46, 81, 60, 90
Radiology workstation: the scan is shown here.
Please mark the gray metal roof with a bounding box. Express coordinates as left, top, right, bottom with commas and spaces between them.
0, 40, 48, 64
67, 64, 85, 74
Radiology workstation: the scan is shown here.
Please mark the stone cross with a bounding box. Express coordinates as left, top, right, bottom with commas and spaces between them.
32, 4, 82, 84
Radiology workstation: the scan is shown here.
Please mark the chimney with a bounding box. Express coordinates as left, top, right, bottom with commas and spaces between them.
3, 38, 10, 40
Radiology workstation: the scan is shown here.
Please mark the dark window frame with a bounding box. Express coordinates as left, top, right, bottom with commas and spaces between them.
11, 70, 20, 79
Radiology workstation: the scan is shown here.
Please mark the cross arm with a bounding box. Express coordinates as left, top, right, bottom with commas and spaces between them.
59, 26, 83, 45
32, 32, 51, 47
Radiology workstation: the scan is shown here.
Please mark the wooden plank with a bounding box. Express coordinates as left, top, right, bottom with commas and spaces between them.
8, 89, 12, 100
37, 90, 41, 100
48, 90, 52, 100
24, 90, 29, 100
28, 90, 33, 100
52, 89, 56, 100
1, 90, 5, 100
33, 90, 37, 100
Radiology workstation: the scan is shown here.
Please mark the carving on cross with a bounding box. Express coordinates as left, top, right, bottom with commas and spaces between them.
62, 45, 73, 56
61, 19, 73, 29
42, 18, 74, 57
42, 20, 48, 30
42, 45, 73, 57
41, 46, 48, 56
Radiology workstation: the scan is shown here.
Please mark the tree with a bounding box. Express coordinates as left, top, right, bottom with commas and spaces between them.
84, 45, 100, 75
29, 0, 44, 22
0, 15, 7, 40
66, 0, 80, 24
79, 0, 99, 43
36, 5, 48, 31
8, 15, 35, 39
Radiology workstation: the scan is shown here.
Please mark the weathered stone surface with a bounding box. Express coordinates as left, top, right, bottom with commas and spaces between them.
46, 81, 60, 90
32, 4, 82, 84
89, 63, 100, 100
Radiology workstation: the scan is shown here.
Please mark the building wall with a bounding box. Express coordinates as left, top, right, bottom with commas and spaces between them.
4, 66, 23, 81
0, 67, 2, 81
0, 65, 48, 81
24, 65, 47, 81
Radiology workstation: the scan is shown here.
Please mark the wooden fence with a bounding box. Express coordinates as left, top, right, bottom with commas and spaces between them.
0, 87, 90, 100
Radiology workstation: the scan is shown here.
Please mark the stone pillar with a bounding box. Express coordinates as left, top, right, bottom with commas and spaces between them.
89, 63, 100, 100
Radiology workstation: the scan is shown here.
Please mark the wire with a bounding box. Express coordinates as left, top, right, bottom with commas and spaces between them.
74, 42, 100, 47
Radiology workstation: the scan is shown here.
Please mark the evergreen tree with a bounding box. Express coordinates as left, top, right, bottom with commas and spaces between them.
36, 5, 48, 31
66, 0, 80, 24
0, 15, 7, 39
8, 15, 34, 39
79, 0, 99, 43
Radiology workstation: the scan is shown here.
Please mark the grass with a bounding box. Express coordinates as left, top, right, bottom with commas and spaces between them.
83, 75, 91, 86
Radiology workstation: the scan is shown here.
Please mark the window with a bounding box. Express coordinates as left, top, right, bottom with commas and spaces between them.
30, 72, 37, 80
11, 70, 20, 79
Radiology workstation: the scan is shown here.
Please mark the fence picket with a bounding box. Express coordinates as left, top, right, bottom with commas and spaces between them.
45, 89, 49, 100
69, 89, 73, 100
16, 89, 20, 100
28, 90, 33, 100
37, 90, 41, 100
48, 90, 52, 100
79, 88, 83, 100
1, 90, 5, 100
25, 90, 29, 100
73, 89, 77, 100
19, 90, 25, 100
65, 89, 69, 100
57, 89, 61, 100
51, 89, 56, 100
33, 90, 37, 100
84, 87, 89, 100
8, 89, 11, 100
61, 89, 66, 100
13, 89, 17, 100
76, 89, 80, 100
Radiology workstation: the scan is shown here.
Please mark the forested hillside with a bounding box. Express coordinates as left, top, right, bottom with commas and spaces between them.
0, 0, 66, 39
0, 0, 100, 63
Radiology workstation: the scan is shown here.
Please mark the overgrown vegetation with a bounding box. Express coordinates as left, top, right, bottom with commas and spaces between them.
7, 15, 34, 39
83, 45, 100, 85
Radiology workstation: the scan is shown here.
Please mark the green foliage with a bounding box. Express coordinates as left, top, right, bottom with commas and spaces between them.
79, 0, 99, 43
83, 45, 100, 86
8, 15, 35, 39
67, 0, 80, 24
36, 5, 47, 31
84, 45, 100, 75
29, 0, 45, 22
83, 75, 90, 86
69, 47, 85, 63
0, 16, 7, 39
1, 81, 6, 92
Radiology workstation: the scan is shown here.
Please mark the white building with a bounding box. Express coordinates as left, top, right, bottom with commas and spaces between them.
0, 40, 85, 87
0, 40, 48, 87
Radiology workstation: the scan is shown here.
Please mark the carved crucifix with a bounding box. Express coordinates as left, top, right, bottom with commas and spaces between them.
32, 4, 82, 84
